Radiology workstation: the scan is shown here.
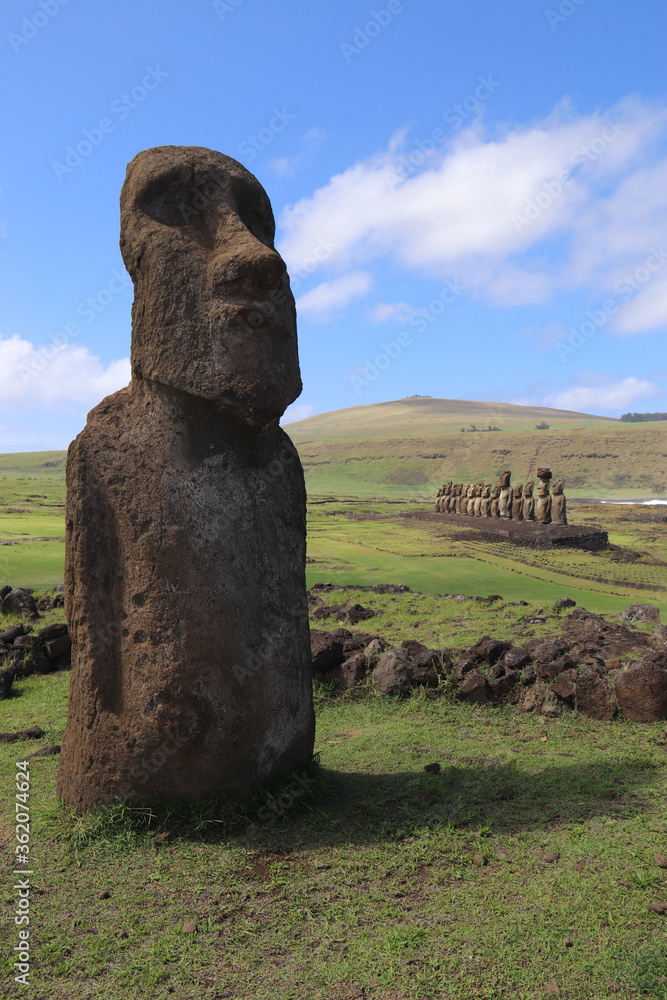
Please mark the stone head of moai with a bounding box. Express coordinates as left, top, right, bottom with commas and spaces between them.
491, 484, 501, 498
523, 480, 534, 497
120, 145, 301, 426
482, 484, 491, 498
553, 478, 564, 494
537, 467, 552, 481
499, 469, 511, 488
538, 478, 551, 496
513, 484, 523, 499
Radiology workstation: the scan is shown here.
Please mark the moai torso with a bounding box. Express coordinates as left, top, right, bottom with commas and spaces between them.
57, 146, 315, 810
551, 479, 567, 524
522, 480, 536, 521
480, 485, 492, 517
498, 470, 512, 518
536, 477, 552, 524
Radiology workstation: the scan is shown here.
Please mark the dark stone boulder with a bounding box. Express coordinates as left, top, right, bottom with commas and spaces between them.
0, 585, 12, 601
0, 624, 27, 645
334, 603, 376, 625
532, 638, 569, 664
520, 664, 536, 685
621, 603, 661, 625
614, 660, 667, 721
1, 589, 39, 619
574, 665, 615, 720
322, 652, 369, 691
503, 647, 532, 670
536, 654, 576, 681
372, 649, 413, 696
457, 669, 488, 704
452, 655, 477, 678
0, 666, 16, 698
649, 625, 667, 650
469, 635, 512, 665
13, 635, 52, 673
488, 668, 519, 703
520, 683, 565, 717
550, 672, 576, 702
310, 630, 345, 672
554, 597, 577, 610
38, 623, 69, 642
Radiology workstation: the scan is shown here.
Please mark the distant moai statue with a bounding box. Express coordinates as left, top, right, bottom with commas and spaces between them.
551, 478, 567, 524
512, 484, 524, 520
447, 485, 459, 512
536, 468, 553, 524
57, 146, 315, 810
522, 480, 536, 521
498, 470, 513, 519
480, 484, 492, 517
473, 484, 483, 517
457, 485, 468, 514
467, 485, 476, 516
434, 485, 444, 511
490, 484, 501, 517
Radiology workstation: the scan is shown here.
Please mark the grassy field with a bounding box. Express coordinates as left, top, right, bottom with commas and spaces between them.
1, 595, 667, 999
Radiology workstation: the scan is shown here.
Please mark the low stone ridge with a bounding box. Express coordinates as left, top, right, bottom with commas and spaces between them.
308, 593, 666, 722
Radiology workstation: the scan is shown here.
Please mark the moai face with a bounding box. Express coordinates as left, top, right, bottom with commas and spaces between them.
524, 480, 534, 497
482, 485, 491, 498
553, 479, 564, 495
538, 479, 551, 496
120, 145, 301, 426
491, 485, 501, 499
514, 484, 523, 499
499, 470, 511, 488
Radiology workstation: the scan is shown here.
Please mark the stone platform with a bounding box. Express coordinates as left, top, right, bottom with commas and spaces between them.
404, 511, 609, 551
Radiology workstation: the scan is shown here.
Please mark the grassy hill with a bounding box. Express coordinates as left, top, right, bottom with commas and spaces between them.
286, 397, 666, 499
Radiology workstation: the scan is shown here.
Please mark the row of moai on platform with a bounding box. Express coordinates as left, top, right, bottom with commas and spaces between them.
434, 468, 567, 525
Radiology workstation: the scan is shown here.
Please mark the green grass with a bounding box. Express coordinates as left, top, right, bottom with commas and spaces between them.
2, 662, 667, 999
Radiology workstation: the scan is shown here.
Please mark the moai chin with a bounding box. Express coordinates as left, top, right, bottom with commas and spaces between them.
57, 146, 315, 810
498, 470, 513, 519
522, 480, 536, 521
551, 478, 567, 525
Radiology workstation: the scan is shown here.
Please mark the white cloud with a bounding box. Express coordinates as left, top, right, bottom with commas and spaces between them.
0, 334, 130, 409
370, 302, 419, 323
296, 270, 373, 320
278, 97, 667, 325
544, 376, 659, 413
281, 402, 315, 425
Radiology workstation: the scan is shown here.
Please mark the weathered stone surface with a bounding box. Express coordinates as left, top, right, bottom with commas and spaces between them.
574, 666, 615, 720
615, 660, 667, 721
0, 624, 27, 645
650, 625, 667, 650
1, 589, 39, 619
503, 647, 533, 670
621, 603, 661, 625
488, 668, 519, 703
373, 650, 413, 696
536, 655, 575, 681
469, 636, 512, 665
520, 683, 564, 717
532, 638, 569, 664
322, 652, 369, 690
457, 669, 488, 704
0, 667, 16, 699
310, 631, 345, 671
57, 146, 314, 810
554, 597, 576, 610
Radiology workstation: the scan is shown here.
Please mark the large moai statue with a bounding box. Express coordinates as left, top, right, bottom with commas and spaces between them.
551, 478, 567, 525
498, 470, 513, 519
441, 481, 453, 512
522, 480, 536, 521
536, 468, 553, 524
467, 485, 476, 516
490, 485, 501, 517
512, 484, 524, 521
57, 146, 315, 810
480, 484, 492, 517
447, 485, 459, 513
456, 485, 467, 514
434, 485, 445, 511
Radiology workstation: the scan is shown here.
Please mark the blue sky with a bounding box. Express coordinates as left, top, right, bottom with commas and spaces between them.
1, 0, 666, 450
